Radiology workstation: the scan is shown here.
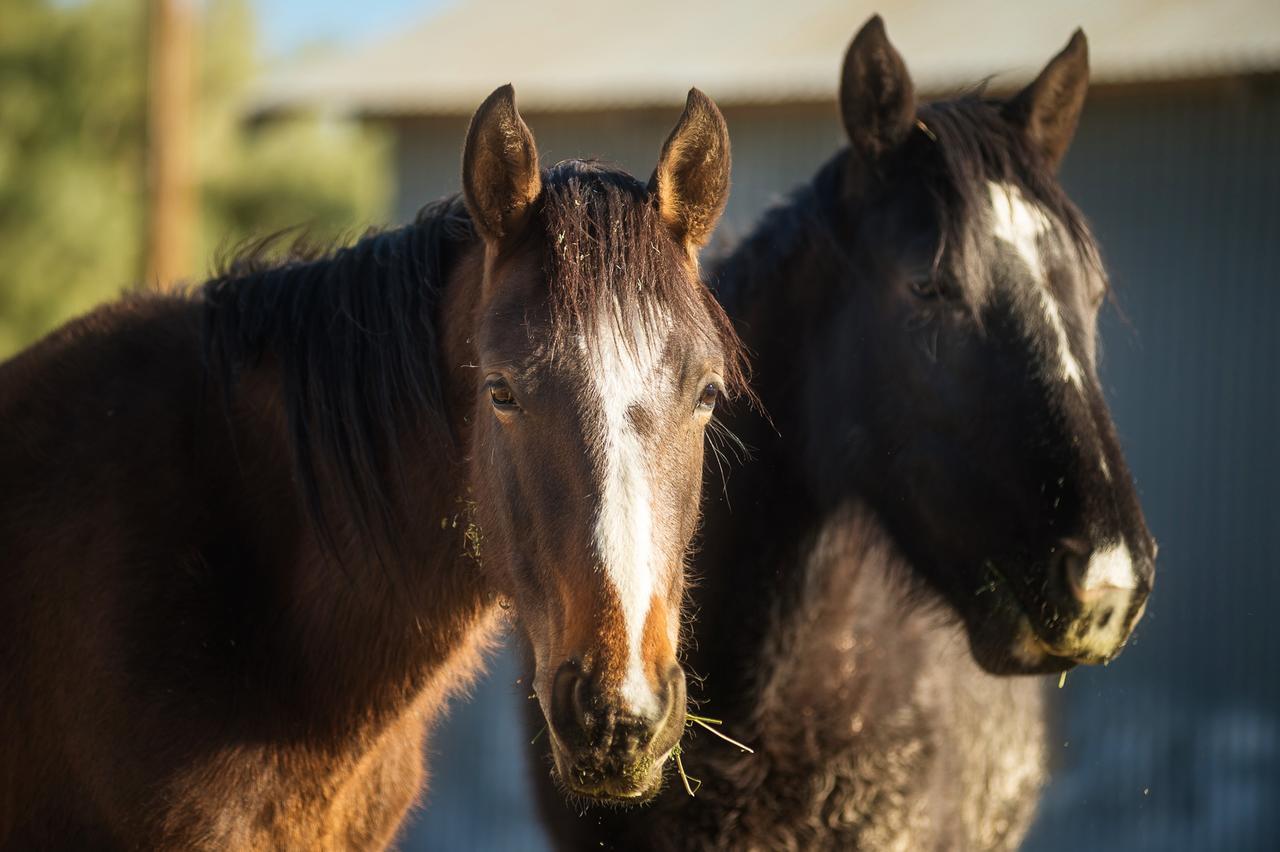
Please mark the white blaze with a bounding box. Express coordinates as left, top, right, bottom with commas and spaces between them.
987, 185, 1142, 657
588, 311, 664, 716
1080, 542, 1139, 593
987, 182, 1085, 390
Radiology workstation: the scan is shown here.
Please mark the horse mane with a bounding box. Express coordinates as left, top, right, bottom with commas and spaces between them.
200, 196, 474, 556
708, 162, 834, 317
539, 160, 751, 399
711, 91, 1105, 314
914, 93, 1104, 296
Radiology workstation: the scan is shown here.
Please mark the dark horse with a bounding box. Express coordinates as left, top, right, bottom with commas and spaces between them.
531, 18, 1155, 850
0, 85, 745, 848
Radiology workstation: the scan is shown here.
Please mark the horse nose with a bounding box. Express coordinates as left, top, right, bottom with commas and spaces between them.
552, 662, 592, 737
549, 662, 683, 757
1051, 538, 1093, 603
1049, 537, 1149, 661
1053, 537, 1147, 603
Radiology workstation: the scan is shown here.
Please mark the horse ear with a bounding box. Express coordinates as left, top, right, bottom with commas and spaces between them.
649, 88, 731, 252
1004, 30, 1089, 172
839, 15, 916, 163
462, 84, 542, 242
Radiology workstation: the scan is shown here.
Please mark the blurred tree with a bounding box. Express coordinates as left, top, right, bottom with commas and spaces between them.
0, 0, 390, 357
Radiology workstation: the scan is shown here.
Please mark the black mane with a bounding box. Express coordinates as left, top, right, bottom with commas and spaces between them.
201, 196, 474, 554
709, 159, 836, 317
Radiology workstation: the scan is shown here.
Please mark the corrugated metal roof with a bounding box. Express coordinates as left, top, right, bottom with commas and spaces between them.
250, 0, 1280, 116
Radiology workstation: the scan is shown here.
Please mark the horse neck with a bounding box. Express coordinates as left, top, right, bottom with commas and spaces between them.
219, 238, 499, 736
695, 183, 934, 730
693, 193, 843, 702
697, 477, 931, 748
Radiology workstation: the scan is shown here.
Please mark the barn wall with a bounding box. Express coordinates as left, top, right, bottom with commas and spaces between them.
397, 81, 1280, 850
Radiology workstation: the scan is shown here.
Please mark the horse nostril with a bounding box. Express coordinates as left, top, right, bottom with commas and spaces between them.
661, 665, 686, 722
549, 661, 687, 763
552, 662, 593, 739
1051, 537, 1093, 604
571, 669, 590, 730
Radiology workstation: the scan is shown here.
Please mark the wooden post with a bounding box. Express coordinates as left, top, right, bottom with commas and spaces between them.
145, 0, 197, 291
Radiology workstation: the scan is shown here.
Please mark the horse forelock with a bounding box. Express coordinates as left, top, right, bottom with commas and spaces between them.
909, 95, 1105, 310
538, 160, 750, 401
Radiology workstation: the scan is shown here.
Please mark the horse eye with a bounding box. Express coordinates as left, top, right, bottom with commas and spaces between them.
696, 383, 720, 412
488, 380, 517, 410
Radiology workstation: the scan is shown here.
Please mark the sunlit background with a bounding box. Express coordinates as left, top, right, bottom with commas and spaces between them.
3, 1, 1278, 849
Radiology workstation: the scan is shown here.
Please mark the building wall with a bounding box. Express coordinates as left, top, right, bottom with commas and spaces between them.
397, 81, 1280, 850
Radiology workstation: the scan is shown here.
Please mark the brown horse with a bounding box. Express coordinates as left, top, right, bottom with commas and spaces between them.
0, 85, 743, 848
531, 18, 1156, 851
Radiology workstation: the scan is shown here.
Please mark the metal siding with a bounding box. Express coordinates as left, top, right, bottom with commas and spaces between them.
397, 86, 1280, 850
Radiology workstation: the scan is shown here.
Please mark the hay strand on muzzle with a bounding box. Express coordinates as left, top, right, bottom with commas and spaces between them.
686, 713, 754, 754
673, 745, 702, 797
672, 710, 755, 797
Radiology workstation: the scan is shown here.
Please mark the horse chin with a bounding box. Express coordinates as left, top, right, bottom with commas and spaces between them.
1007, 619, 1078, 674
548, 743, 670, 807
968, 590, 1148, 675
1021, 621, 1135, 669
965, 565, 1140, 673
961, 580, 1078, 675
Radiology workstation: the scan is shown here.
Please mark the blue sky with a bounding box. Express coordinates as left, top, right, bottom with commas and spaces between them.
255, 0, 448, 58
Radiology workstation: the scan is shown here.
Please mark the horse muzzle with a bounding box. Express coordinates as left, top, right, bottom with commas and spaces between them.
1032, 537, 1154, 665
545, 661, 686, 802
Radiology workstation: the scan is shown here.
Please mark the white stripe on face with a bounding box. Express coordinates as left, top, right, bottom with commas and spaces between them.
1079, 542, 1139, 593
987, 182, 1085, 390
586, 310, 667, 717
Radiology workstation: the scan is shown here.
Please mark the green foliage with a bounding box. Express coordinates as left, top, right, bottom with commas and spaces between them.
0, 0, 391, 357
0, 0, 147, 355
